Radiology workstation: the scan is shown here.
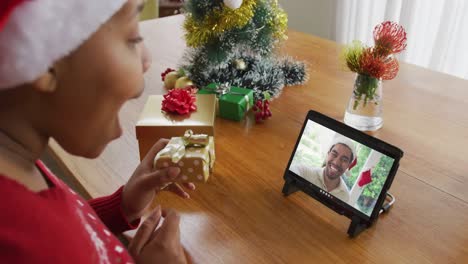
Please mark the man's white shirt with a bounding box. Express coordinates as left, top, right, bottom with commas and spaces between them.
290, 164, 350, 202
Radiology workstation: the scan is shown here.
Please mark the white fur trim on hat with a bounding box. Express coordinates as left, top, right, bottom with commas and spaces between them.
0, 0, 127, 89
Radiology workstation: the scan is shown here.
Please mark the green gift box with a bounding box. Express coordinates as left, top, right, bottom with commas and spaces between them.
198, 83, 254, 121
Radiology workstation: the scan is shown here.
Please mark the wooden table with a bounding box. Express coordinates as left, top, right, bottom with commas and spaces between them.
48, 15, 468, 263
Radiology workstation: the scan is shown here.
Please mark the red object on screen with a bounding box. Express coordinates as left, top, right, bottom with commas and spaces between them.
358, 169, 372, 187
348, 158, 357, 170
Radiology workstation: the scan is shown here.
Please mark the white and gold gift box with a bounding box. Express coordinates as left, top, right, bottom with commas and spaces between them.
153, 130, 215, 183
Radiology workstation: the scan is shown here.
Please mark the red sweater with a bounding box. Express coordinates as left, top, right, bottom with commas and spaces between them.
0, 160, 140, 263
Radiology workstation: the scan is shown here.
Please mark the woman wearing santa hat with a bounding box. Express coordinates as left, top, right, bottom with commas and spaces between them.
0, 1, 193, 263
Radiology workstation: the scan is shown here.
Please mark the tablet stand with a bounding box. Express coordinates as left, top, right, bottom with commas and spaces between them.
347, 216, 370, 238
282, 175, 371, 238
281, 177, 300, 196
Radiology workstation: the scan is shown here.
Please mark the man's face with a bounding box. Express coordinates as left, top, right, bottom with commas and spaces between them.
323, 143, 353, 180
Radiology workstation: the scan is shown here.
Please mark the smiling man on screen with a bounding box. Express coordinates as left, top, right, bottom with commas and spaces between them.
291, 137, 357, 202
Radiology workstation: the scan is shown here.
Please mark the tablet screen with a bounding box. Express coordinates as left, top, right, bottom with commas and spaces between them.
289, 119, 395, 217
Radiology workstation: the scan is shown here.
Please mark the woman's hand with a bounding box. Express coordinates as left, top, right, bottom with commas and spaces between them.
129, 207, 190, 264
122, 139, 195, 222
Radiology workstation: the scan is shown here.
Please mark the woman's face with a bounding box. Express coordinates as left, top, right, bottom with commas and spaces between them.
45, 0, 146, 158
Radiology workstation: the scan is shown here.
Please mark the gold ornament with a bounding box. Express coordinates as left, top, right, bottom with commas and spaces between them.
224, 0, 243, 9
175, 76, 194, 89
235, 59, 247, 70
164, 71, 180, 90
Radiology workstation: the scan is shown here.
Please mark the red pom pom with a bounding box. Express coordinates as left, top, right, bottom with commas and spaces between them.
161, 88, 197, 115
253, 99, 272, 123
161, 68, 176, 81
255, 112, 263, 122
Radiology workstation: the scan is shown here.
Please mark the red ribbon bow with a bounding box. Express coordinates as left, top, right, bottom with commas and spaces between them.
161, 88, 197, 115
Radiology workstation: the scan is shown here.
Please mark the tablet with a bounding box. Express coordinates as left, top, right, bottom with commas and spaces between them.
284, 110, 403, 228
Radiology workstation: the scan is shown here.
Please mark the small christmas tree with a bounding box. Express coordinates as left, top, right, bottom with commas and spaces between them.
180, 0, 307, 102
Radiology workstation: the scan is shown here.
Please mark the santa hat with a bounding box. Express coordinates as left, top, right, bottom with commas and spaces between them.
329, 136, 357, 170
0, 0, 127, 90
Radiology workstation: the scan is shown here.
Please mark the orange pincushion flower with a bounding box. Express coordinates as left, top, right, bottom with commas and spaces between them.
342, 22, 405, 81
373, 21, 407, 57
381, 57, 399, 80
358, 48, 400, 80
359, 48, 387, 79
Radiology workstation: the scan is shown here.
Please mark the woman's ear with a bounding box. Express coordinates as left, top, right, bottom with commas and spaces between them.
32, 68, 57, 93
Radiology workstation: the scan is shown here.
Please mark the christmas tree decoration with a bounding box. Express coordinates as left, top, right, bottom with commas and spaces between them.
161, 68, 176, 81
252, 99, 272, 123
162, 88, 197, 115
180, 0, 307, 104
223, 0, 243, 10
154, 130, 215, 183
163, 71, 180, 89
175, 76, 194, 89
183, 0, 257, 48
235, 59, 247, 70
161, 68, 194, 90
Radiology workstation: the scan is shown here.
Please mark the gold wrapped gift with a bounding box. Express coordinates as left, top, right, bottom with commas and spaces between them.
153, 130, 215, 183
136, 94, 216, 160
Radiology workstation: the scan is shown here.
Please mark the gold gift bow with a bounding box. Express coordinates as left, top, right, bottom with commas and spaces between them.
205, 83, 251, 111
158, 130, 209, 163
182, 129, 209, 146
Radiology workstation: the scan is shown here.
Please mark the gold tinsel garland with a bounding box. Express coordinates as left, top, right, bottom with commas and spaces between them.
184, 0, 257, 47
268, 0, 288, 41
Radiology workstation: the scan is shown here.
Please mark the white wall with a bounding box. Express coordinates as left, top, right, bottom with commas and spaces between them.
279, 0, 335, 40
